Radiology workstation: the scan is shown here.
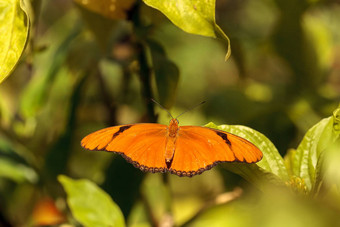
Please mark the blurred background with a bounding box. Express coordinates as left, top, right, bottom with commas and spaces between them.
0, 0, 340, 226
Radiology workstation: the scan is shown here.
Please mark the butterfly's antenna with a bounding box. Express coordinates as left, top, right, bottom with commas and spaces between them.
151, 99, 174, 119
176, 101, 206, 119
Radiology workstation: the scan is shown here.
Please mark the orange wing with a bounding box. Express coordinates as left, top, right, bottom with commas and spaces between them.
169, 126, 263, 176
81, 124, 168, 172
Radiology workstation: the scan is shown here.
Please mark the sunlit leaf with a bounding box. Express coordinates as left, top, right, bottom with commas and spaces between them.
0, 158, 38, 183
143, 0, 231, 60
205, 122, 289, 189
74, 0, 135, 20
147, 39, 179, 109
0, 0, 30, 84
284, 148, 296, 177
288, 107, 340, 191
58, 175, 125, 227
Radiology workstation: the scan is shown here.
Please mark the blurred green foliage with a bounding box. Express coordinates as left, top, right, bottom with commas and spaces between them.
0, 0, 340, 226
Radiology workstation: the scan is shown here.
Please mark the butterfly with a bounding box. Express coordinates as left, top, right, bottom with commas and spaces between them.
81, 118, 263, 177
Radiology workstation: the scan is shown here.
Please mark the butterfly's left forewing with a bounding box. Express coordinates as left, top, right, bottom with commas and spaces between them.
170, 126, 263, 176
81, 124, 169, 172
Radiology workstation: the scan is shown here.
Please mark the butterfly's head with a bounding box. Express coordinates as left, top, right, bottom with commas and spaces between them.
169, 118, 179, 126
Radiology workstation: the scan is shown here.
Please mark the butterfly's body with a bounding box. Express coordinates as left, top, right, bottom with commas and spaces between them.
165, 119, 179, 164
81, 119, 263, 177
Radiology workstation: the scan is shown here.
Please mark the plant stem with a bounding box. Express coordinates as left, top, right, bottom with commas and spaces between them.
136, 42, 157, 123
95, 67, 117, 126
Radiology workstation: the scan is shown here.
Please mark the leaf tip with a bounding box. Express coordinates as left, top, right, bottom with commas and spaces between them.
57, 174, 68, 185
225, 48, 231, 61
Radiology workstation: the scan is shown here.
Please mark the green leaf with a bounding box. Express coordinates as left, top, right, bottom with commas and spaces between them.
0, 158, 38, 183
288, 107, 340, 191
205, 122, 289, 189
147, 39, 179, 109
284, 148, 297, 177
19, 13, 81, 118
0, 0, 30, 84
44, 72, 88, 178
143, 0, 231, 60
58, 175, 125, 227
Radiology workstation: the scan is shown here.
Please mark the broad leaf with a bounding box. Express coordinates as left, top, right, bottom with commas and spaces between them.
143, 0, 231, 60
288, 107, 340, 191
205, 122, 289, 189
58, 175, 125, 227
0, 0, 30, 84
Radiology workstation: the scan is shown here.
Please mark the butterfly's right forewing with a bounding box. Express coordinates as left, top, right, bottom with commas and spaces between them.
81, 124, 168, 172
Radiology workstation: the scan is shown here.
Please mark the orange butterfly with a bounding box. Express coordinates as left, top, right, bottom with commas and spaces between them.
81, 118, 263, 177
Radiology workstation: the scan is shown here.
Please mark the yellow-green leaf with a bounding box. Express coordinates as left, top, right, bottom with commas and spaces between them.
205, 122, 288, 189
58, 175, 125, 227
0, 0, 30, 84
143, 0, 231, 60
288, 107, 340, 191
